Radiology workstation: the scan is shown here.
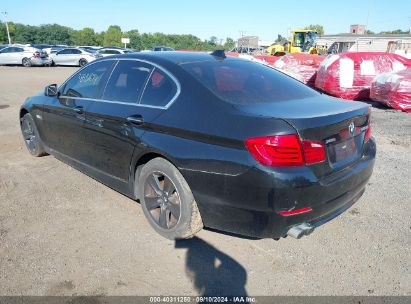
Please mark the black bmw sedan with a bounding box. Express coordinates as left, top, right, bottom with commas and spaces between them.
19, 51, 376, 240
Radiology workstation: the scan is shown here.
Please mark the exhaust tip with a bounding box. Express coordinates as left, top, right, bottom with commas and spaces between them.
287, 223, 314, 239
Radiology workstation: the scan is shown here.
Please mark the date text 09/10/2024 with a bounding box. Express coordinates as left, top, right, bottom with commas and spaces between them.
149, 296, 256, 303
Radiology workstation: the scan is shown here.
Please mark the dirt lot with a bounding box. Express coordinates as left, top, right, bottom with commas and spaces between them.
0, 66, 410, 296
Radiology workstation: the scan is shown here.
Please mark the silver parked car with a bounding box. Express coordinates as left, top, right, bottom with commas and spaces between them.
0, 46, 52, 67
96, 48, 134, 57
50, 48, 101, 67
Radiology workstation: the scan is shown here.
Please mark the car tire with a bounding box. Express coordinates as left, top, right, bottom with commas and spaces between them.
79, 59, 88, 67
22, 58, 31, 67
138, 157, 203, 240
20, 113, 47, 157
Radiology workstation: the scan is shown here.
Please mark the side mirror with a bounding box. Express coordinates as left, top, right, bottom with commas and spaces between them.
45, 84, 58, 97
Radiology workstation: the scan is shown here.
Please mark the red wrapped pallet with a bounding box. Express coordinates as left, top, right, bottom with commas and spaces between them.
253, 55, 280, 66
315, 52, 411, 100
273, 53, 325, 87
235, 53, 279, 66
370, 68, 411, 112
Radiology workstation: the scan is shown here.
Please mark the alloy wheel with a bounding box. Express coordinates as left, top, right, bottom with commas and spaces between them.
21, 117, 38, 153
144, 172, 181, 229
22, 58, 31, 67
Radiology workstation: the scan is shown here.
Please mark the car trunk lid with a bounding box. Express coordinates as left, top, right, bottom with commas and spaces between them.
236, 95, 371, 177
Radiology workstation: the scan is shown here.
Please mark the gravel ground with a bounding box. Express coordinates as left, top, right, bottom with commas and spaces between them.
0, 66, 410, 296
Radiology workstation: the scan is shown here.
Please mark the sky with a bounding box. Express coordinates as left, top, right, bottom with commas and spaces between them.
1, 0, 410, 41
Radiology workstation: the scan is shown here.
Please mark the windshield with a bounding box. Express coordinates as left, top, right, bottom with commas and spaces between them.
180, 59, 318, 105
303, 32, 317, 51
293, 31, 317, 51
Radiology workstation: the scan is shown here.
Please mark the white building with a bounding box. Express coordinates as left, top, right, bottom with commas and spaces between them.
316, 34, 411, 58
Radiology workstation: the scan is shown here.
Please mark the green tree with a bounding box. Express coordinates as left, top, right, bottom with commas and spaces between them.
12, 24, 37, 44
0, 21, 241, 51
224, 37, 235, 50
275, 34, 288, 44
95, 31, 104, 46
0, 22, 10, 43
208, 36, 218, 46
125, 29, 140, 49
304, 24, 324, 36
72, 27, 98, 46
103, 25, 122, 47
380, 29, 408, 34
35, 24, 73, 44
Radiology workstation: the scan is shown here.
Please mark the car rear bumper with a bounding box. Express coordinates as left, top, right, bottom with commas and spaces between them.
185, 137, 376, 239
30, 57, 52, 66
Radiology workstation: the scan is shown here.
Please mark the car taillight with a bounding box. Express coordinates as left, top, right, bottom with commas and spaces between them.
301, 140, 325, 164
245, 134, 325, 167
365, 108, 371, 142
365, 123, 371, 142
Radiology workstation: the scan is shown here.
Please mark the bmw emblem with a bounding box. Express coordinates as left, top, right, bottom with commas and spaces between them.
348, 122, 355, 136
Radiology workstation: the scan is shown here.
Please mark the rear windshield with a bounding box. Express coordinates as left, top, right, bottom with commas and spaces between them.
180, 59, 318, 104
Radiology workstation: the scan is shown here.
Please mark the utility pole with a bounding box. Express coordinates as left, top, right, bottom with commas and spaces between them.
1, 11, 11, 44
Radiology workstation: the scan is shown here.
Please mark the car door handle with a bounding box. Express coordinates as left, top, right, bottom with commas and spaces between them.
73, 106, 84, 114
127, 115, 144, 126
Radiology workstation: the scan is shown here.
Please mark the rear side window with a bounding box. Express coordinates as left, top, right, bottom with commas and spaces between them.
100, 50, 119, 54
58, 49, 71, 55
103, 60, 153, 103
181, 59, 318, 104
61, 60, 114, 99
140, 68, 177, 107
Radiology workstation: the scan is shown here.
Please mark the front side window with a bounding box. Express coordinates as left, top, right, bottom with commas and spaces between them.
61, 60, 114, 99
0, 47, 11, 53
103, 60, 153, 103
140, 68, 178, 107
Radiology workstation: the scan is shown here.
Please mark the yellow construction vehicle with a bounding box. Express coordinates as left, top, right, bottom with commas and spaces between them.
267, 30, 319, 56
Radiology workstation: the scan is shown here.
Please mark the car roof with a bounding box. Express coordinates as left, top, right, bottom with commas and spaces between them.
100, 46, 124, 50
99, 48, 124, 51
59, 47, 87, 52
101, 51, 240, 65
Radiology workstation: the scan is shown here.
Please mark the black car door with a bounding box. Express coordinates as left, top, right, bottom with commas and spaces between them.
82, 59, 179, 182
42, 60, 115, 162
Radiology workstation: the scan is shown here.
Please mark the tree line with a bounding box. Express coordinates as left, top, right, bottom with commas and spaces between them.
0, 22, 236, 51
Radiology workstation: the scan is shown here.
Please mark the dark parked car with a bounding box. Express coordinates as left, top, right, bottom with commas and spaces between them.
153, 46, 175, 51
19, 51, 376, 240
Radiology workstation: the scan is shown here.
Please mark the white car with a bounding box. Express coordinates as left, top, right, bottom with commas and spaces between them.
50, 48, 101, 67
96, 48, 134, 57
0, 46, 52, 67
